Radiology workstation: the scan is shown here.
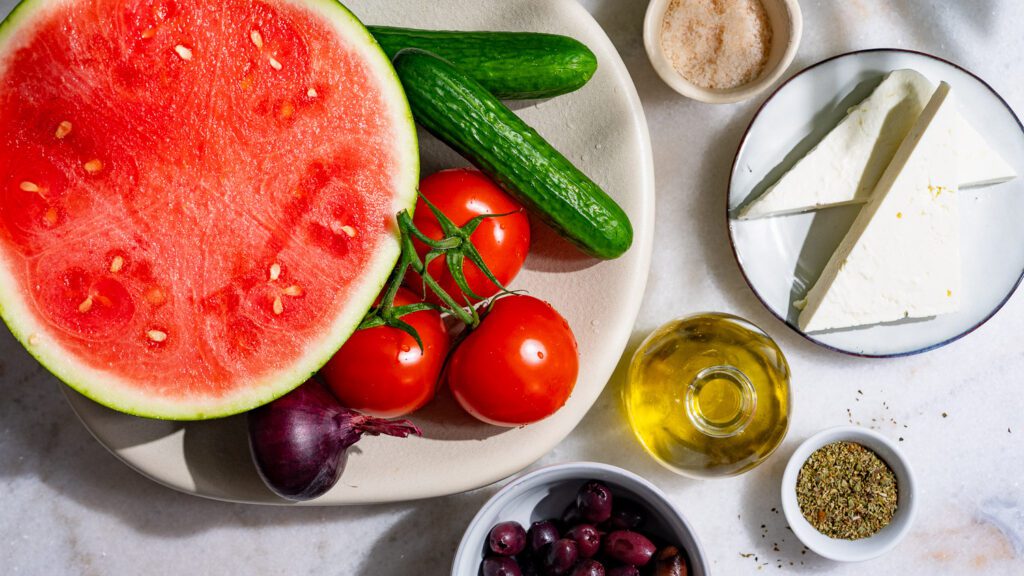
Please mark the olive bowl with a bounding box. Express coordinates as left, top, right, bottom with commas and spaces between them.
452, 461, 709, 575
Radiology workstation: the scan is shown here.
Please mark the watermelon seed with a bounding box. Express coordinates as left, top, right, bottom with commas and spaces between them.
110, 256, 124, 273
330, 221, 357, 237
278, 101, 294, 119
147, 330, 168, 343
19, 181, 40, 193
28, 334, 39, 346
283, 285, 303, 297
307, 87, 318, 98
268, 56, 283, 71
269, 263, 281, 281
43, 208, 58, 227
174, 45, 193, 61
55, 121, 73, 139
144, 286, 166, 306
141, 27, 156, 39
250, 30, 263, 49
78, 295, 94, 313
83, 159, 104, 174
273, 296, 284, 315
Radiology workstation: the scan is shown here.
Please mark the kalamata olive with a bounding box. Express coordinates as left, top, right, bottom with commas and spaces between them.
565, 524, 601, 558
482, 556, 523, 576
518, 559, 540, 576
489, 521, 527, 556
541, 538, 579, 575
602, 498, 646, 531
654, 545, 688, 576
570, 559, 605, 576
605, 566, 640, 576
528, 520, 561, 554
576, 481, 613, 523
602, 531, 656, 567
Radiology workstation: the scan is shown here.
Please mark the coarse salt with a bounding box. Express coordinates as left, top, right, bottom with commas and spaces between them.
661, 0, 773, 90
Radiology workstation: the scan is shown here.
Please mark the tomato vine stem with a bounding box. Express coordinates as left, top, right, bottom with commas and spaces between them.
356, 198, 515, 349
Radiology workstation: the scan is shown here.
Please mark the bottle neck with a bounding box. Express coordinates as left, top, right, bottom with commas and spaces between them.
684, 365, 757, 438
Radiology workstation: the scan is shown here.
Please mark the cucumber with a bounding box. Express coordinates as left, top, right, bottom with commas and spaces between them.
369, 26, 597, 99
392, 49, 633, 260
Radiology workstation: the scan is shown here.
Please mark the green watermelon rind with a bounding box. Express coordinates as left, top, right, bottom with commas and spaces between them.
0, 0, 419, 420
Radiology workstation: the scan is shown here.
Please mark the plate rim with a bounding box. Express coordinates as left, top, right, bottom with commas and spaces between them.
59, 0, 657, 505
726, 47, 1024, 358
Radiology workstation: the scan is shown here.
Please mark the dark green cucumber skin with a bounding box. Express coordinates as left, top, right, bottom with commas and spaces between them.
393, 49, 633, 260
369, 26, 597, 100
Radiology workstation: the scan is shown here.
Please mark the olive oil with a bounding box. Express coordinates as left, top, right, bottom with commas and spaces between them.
625, 313, 790, 478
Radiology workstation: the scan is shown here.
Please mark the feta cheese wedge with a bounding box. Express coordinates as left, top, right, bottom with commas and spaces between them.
957, 115, 1018, 186
739, 69, 1014, 220
798, 83, 960, 333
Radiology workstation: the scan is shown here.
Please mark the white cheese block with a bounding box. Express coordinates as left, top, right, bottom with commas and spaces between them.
798, 83, 960, 333
957, 115, 1018, 186
739, 69, 1014, 220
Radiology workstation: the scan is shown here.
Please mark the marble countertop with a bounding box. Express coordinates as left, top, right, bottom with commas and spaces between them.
2, 0, 1023, 574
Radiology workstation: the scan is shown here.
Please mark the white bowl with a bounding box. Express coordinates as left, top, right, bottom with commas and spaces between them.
780, 426, 918, 562
643, 0, 802, 103
452, 462, 709, 575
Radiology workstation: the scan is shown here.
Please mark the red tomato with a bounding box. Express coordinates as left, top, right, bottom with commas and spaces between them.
321, 288, 450, 418
405, 169, 530, 304
447, 295, 579, 426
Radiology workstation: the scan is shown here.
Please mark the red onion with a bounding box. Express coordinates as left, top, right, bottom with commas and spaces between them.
248, 379, 420, 501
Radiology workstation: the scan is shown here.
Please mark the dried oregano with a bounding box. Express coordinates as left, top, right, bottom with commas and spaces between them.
795, 441, 898, 540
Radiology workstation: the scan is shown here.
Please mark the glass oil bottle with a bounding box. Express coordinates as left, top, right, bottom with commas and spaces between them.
625, 313, 790, 478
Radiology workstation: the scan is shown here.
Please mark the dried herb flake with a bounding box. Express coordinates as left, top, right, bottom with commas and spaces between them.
795, 441, 898, 540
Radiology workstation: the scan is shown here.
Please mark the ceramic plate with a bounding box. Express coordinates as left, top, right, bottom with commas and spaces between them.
42, 0, 655, 504
728, 49, 1024, 357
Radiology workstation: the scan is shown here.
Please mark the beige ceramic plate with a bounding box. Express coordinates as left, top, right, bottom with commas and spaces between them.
51, 0, 655, 504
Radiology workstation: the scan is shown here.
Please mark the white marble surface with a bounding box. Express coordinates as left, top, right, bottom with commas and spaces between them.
2, 0, 1023, 574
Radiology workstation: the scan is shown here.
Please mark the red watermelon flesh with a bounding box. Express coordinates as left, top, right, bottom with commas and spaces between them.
0, 0, 419, 419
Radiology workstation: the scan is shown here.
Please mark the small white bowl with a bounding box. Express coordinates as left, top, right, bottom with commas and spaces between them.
643, 0, 802, 103
780, 426, 918, 562
452, 461, 709, 575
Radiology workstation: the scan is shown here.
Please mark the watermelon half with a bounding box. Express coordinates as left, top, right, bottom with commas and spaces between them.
0, 0, 419, 419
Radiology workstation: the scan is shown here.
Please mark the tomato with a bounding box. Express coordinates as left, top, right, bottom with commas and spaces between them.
447, 295, 578, 426
321, 288, 450, 418
405, 169, 531, 304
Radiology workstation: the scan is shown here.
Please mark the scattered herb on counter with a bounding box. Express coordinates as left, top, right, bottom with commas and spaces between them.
795, 441, 898, 540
